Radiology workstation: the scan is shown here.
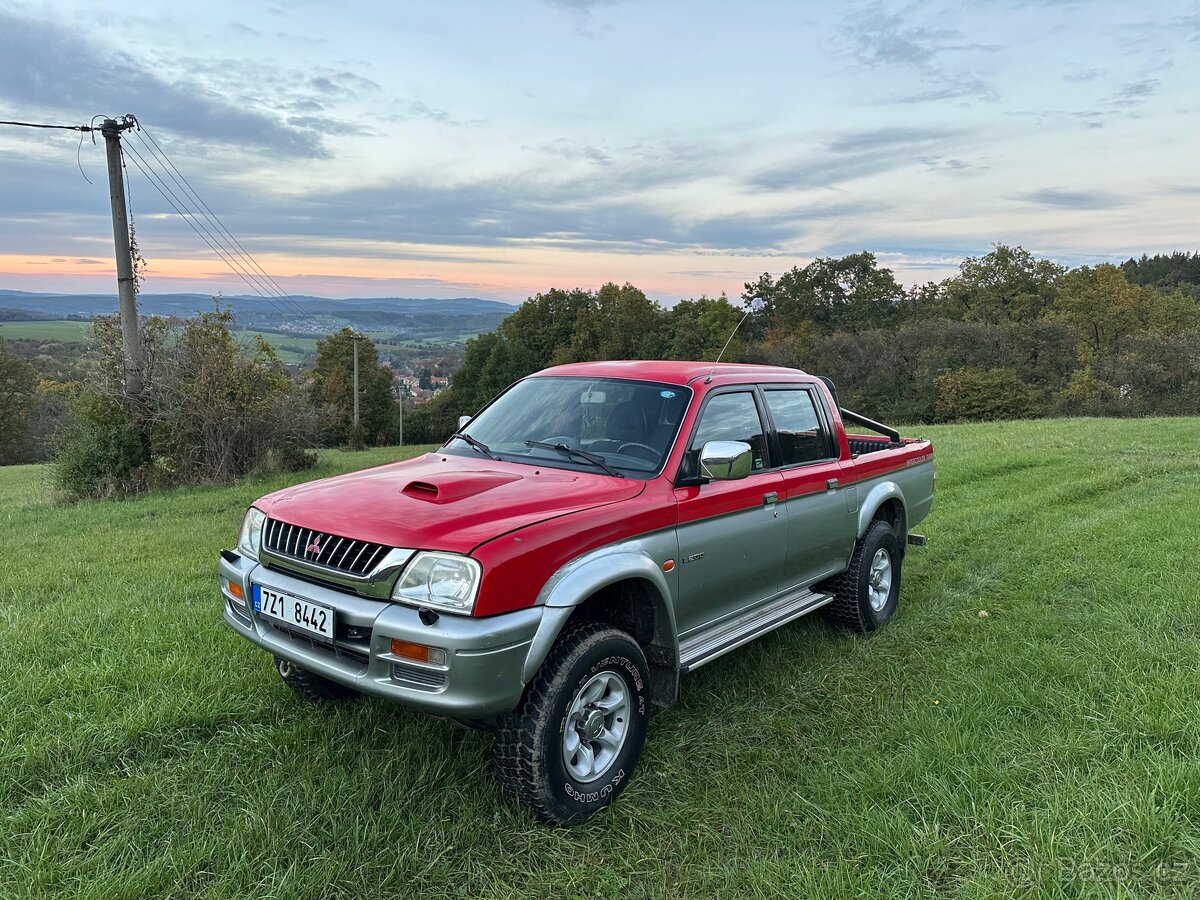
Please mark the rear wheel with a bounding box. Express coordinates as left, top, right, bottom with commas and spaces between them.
822, 519, 901, 632
274, 656, 359, 702
494, 622, 651, 825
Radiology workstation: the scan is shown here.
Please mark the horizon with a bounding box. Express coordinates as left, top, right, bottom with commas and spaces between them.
1, 1, 1197, 305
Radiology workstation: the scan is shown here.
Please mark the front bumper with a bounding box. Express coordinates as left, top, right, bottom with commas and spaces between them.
219, 552, 541, 719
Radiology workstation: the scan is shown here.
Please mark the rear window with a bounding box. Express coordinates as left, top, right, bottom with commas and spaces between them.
764, 389, 833, 465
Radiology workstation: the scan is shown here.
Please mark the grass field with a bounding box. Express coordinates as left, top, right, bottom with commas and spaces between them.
0, 320, 457, 364
3, 419, 1199, 898
0, 320, 92, 342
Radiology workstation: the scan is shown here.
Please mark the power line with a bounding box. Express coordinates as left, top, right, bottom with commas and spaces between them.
0, 120, 92, 131
133, 125, 307, 318
5, 113, 321, 332
121, 141, 302, 323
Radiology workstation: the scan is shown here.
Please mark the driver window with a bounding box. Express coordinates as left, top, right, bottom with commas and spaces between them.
686, 392, 766, 473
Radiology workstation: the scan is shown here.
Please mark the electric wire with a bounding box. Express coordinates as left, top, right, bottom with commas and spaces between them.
132, 126, 307, 318
4, 114, 317, 329
122, 139, 287, 310
122, 142, 301, 322
0, 120, 91, 131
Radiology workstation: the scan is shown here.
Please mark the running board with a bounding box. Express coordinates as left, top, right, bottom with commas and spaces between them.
678, 588, 834, 673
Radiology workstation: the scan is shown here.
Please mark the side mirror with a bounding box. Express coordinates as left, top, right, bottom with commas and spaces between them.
457, 415, 472, 430
699, 441, 753, 480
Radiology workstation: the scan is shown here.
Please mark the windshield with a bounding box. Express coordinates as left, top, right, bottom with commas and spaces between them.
446, 376, 692, 477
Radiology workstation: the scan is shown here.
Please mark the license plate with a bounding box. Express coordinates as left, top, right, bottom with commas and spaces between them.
252, 585, 334, 641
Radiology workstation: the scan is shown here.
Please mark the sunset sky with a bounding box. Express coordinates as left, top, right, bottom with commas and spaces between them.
0, 0, 1196, 306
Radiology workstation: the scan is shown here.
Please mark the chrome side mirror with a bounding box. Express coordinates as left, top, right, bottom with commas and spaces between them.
699, 441, 753, 480
457, 415, 472, 430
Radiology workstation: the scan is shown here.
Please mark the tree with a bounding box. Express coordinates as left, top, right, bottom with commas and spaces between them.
659, 295, 746, 361
54, 307, 316, 497
1052, 264, 1196, 357
0, 338, 38, 461
564, 282, 665, 362
931, 245, 1064, 324
743, 252, 905, 333
1121, 251, 1200, 303
310, 329, 398, 446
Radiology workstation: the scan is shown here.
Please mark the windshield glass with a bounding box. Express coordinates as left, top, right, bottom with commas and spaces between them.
447, 376, 692, 477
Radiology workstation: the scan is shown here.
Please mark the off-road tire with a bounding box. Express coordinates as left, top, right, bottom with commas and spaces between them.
494, 621, 651, 826
274, 656, 359, 702
821, 519, 901, 632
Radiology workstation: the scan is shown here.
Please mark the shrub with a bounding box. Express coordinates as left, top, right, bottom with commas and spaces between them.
935, 367, 1042, 422
53, 306, 318, 499
53, 391, 150, 498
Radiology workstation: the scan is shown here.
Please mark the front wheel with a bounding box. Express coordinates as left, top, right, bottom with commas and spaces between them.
822, 519, 901, 632
494, 622, 651, 825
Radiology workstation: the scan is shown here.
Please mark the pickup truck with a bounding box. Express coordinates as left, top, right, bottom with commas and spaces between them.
219, 361, 934, 824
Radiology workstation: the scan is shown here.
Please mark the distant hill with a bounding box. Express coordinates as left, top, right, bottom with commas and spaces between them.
0, 290, 517, 343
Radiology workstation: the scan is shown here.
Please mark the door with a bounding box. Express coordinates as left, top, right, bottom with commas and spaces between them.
761, 386, 857, 587
674, 390, 789, 638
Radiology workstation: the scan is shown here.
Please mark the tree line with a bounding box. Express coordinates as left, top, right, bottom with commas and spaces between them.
405, 247, 1200, 441
1, 246, 1197, 495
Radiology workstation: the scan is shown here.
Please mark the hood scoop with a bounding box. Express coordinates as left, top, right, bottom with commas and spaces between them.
401, 470, 523, 504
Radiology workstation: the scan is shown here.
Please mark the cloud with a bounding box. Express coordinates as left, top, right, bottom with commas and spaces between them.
0, 12, 325, 157
750, 126, 965, 190
1062, 66, 1103, 83
543, 0, 623, 38
384, 100, 483, 128
844, 3, 961, 66
1104, 78, 1159, 109
842, 3, 1000, 103
1014, 189, 1127, 210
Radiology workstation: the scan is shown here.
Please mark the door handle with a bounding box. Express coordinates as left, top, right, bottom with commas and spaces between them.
763, 491, 779, 505
826, 478, 839, 491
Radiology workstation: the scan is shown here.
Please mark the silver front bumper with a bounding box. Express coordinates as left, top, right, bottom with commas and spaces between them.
219, 552, 542, 719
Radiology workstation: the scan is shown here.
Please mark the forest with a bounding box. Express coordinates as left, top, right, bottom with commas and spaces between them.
403, 246, 1200, 443
2, 246, 1198, 485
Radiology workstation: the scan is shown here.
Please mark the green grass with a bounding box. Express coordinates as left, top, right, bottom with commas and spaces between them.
0, 320, 92, 342
3, 420, 1200, 898
0, 320, 454, 363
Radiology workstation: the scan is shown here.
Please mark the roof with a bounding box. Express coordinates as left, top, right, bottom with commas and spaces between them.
532, 360, 811, 386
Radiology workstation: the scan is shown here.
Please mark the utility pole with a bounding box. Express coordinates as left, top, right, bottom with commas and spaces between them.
352, 334, 360, 428
101, 116, 143, 402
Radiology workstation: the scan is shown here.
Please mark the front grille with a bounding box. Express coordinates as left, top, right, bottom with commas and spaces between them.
263, 518, 389, 576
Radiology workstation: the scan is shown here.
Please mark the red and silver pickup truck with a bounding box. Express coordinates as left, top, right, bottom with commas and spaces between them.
220, 361, 934, 824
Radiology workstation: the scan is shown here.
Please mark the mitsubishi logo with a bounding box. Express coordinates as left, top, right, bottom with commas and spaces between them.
307, 536, 322, 555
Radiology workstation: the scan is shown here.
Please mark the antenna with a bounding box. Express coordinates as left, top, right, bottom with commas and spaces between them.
705, 298, 764, 383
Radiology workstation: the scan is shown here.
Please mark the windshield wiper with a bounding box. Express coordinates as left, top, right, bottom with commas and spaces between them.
523, 440, 624, 478
448, 432, 497, 460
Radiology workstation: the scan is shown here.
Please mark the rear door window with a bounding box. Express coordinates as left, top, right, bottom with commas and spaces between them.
763, 389, 834, 465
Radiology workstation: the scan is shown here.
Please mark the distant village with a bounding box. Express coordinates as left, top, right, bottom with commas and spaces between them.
391, 366, 451, 404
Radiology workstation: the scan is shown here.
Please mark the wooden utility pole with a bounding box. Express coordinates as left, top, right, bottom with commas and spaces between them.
101, 117, 143, 402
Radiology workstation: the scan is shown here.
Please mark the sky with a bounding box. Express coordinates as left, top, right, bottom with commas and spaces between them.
0, 0, 1196, 306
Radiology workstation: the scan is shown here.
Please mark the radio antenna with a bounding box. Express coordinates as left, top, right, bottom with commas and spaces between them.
705, 298, 764, 383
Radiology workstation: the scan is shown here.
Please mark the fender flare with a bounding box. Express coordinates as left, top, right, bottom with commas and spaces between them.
857, 480, 906, 538
521, 548, 678, 684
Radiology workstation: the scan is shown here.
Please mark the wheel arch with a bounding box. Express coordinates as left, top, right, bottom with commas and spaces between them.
522, 549, 679, 706
857, 481, 907, 541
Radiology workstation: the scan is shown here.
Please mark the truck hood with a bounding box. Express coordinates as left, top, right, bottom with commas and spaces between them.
255, 452, 646, 554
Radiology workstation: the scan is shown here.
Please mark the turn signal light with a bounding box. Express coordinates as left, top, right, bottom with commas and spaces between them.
225, 579, 245, 603
390, 639, 447, 666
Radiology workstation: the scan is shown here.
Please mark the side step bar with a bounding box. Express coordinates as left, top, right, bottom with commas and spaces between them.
678, 588, 834, 673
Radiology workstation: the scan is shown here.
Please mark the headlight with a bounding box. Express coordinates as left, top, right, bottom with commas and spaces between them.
392, 552, 481, 615
237, 507, 266, 559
